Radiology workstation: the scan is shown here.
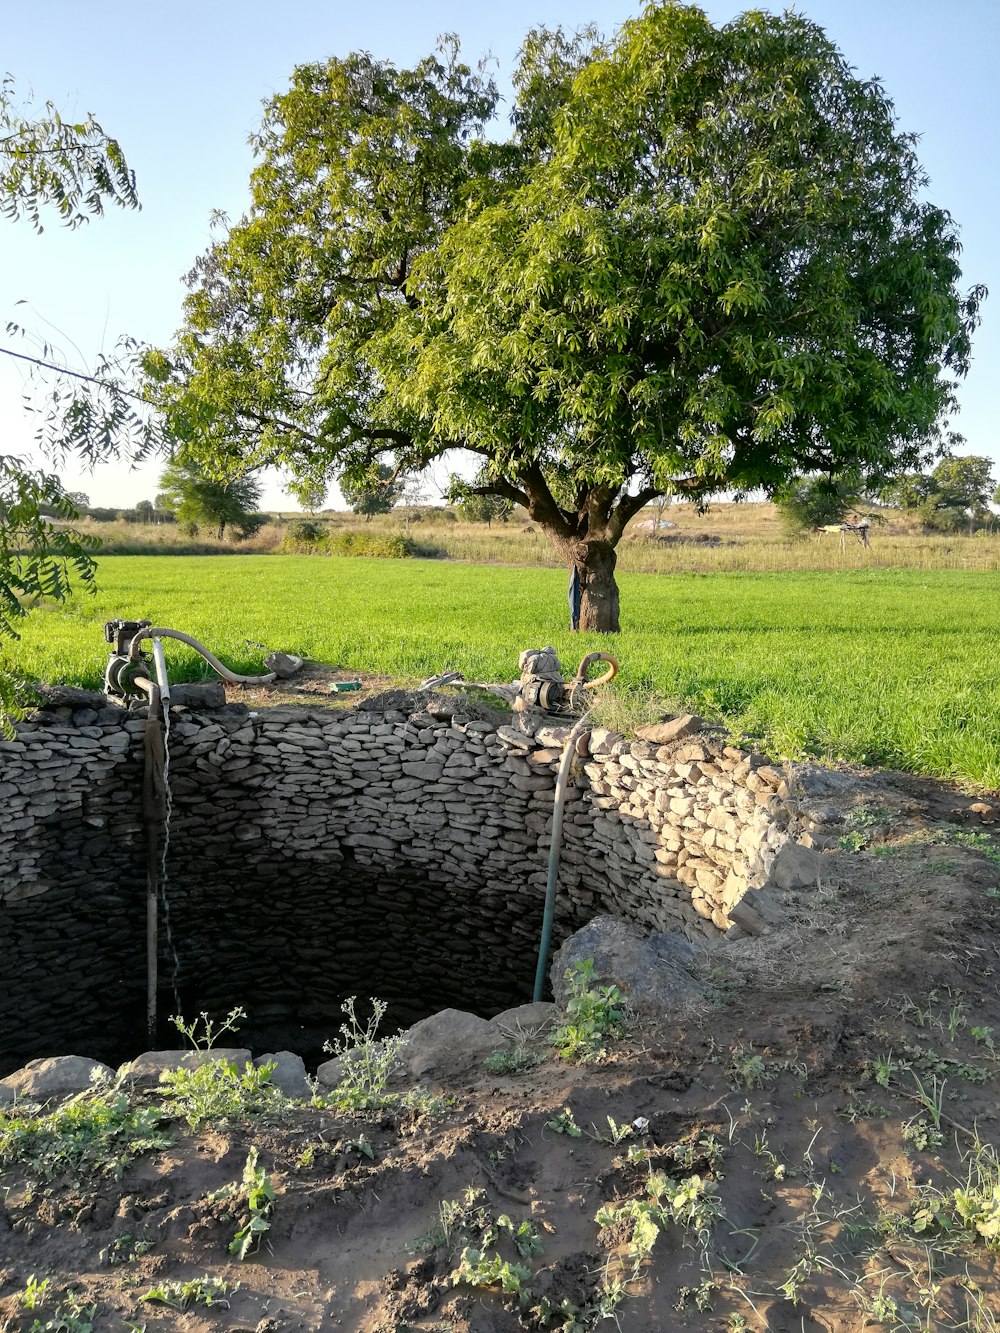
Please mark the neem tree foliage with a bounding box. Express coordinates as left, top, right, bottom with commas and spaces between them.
0, 79, 138, 732
144, 4, 983, 631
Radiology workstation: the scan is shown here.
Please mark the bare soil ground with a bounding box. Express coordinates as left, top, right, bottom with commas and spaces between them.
4, 792, 1000, 1332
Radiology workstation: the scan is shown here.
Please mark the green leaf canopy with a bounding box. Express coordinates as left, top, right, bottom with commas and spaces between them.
146, 5, 984, 628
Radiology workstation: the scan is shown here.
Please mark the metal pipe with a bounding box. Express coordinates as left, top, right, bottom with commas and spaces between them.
133, 674, 164, 1043
127, 626, 277, 686
533, 713, 592, 1003
150, 637, 172, 704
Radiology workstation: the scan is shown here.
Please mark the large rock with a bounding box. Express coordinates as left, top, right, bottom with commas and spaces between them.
767, 841, 822, 891
33, 685, 109, 711
125, 1048, 252, 1086
634, 715, 704, 745
168, 681, 227, 709
315, 1053, 346, 1090
727, 888, 787, 936
490, 1002, 557, 1036
550, 917, 705, 1018
0, 1055, 116, 1103
400, 1009, 503, 1080
254, 1051, 311, 1099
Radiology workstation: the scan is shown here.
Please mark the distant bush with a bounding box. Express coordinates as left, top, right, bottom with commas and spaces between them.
233, 512, 270, 541
282, 520, 328, 552
919, 502, 973, 534
775, 475, 858, 537
327, 531, 416, 558
418, 507, 459, 525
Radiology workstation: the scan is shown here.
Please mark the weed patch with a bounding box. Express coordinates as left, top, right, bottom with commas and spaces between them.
0, 1082, 170, 1182
550, 960, 625, 1062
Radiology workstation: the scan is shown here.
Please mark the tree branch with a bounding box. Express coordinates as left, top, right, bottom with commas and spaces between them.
0, 344, 145, 397
467, 479, 529, 508
515, 461, 577, 542
608, 485, 662, 542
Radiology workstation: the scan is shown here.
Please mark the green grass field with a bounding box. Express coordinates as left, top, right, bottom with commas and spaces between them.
14, 555, 1000, 787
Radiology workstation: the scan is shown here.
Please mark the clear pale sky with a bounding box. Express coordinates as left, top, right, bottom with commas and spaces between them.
3, 0, 997, 510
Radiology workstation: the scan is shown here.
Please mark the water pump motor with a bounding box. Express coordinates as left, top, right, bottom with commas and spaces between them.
103, 619, 153, 699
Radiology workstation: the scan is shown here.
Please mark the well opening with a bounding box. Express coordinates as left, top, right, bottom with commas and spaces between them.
159, 849, 548, 1067
1, 692, 794, 1076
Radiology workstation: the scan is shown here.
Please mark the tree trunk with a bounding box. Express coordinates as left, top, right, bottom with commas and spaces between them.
571, 539, 620, 633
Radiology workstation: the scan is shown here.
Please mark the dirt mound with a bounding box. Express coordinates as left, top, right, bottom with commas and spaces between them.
3, 814, 1000, 1331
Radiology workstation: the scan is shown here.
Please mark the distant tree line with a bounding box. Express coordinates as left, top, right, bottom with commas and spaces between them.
777, 455, 998, 537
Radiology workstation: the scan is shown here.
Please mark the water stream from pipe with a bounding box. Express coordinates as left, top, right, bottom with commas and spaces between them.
159, 703, 181, 1015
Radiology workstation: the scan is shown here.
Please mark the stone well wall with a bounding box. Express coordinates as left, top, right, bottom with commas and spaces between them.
0, 690, 807, 1074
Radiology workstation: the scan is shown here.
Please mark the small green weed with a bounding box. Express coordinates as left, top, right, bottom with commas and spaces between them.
140, 1276, 231, 1311
903, 1117, 946, 1152
419, 1187, 544, 1312
838, 830, 867, 852
546, 1107, 582, 1137
208, 1146, 275, 1260
910, 1140, 1000, 1251
319, 995, 407, 1111
841, 1098, 888, 1123
171, 1005, 245, 1052
16, 1277, 53, 1310
452, 1250, 534, 1309
866, 1051, 898, 1088
26, 1293, 96, 1333
972, 1025, 997, 1056
601, 1115, 635, 1146
675, 1279, 719, 1312
837, 803, 901, 851
532, 1277, 628, 1330
919, 857, 958, 875
484, 1045, 540, 1076
102, 1234, 154, 1266
160, 1006, 285, 1129
848, 802, 899, 829
550, 960, 625, 1062
937, 826, 1000, 868
728, 1044, 770, 1089
159, 1056, 283, 1130
596, 1170, 721, 1273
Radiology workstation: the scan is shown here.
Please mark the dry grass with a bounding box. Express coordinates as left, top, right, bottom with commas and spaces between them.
70, 501, 1000, 572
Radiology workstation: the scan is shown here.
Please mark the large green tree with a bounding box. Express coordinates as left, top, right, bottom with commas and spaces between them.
881, 454, 996, 530
157, 458, 263, 539
339, 463, 404, 518
144, 6, 983, 630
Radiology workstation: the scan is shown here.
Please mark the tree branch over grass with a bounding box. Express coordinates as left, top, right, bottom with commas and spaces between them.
0, 78, 138, 731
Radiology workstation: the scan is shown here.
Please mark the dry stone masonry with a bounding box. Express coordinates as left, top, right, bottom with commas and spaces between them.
0, 686, 830, 1076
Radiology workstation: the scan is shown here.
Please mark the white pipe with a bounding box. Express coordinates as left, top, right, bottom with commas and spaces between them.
150, 637, 172, 704
128, 627, 277, 686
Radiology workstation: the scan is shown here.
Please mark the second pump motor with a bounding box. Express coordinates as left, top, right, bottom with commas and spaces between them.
514, 646, 618, 714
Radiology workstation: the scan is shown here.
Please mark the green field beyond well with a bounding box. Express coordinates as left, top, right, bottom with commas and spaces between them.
14, 555, 1000, 787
